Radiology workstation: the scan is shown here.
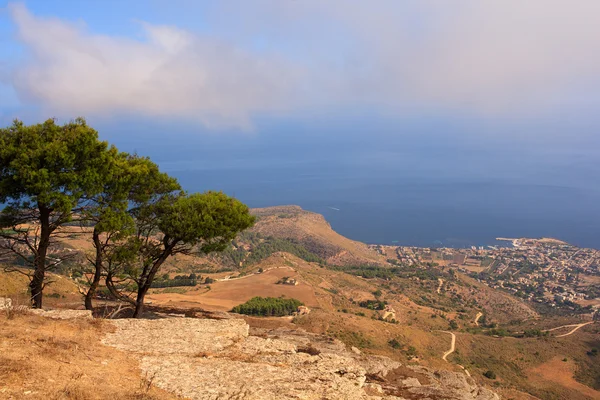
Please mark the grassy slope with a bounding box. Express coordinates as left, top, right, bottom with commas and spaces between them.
0, 313, 174, 399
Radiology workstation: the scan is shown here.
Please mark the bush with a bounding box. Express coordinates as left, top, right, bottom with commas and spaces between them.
231, 296, 303, 317
483, 370, 496, 380
358, 300, 387, 310
388, 338, 402, 349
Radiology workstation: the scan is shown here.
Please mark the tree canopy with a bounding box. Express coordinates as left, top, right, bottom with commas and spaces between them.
0, 118, 114, 307
0, 118, 255, 314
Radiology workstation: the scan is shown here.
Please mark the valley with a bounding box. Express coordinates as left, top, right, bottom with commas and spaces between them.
1, 205, 599, 399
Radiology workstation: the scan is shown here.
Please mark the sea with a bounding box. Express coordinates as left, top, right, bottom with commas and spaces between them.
102, 117, 600, 250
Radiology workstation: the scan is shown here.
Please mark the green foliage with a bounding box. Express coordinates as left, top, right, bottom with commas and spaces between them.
231, 296, 303, 316
331, 265, 398, 279
483, 370, 497, 379
521, 329, 549, 338
329, 263, 444, 281
150, 273, 198, 288
358, 299, 387, 310
219, 232, 323, 267
0, 118, 112, 212
157, 192, 256, 254
0, 118, 116, 307
388, 338, 402, 349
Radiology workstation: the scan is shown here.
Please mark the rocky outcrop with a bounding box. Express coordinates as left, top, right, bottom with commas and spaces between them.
103, 317, 500, 400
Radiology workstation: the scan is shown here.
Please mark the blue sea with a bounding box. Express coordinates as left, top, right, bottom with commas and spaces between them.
101, 116, 600, 250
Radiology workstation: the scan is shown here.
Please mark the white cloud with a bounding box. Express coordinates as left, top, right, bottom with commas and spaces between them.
6, 1, 600, 129
8, 3, 305, 129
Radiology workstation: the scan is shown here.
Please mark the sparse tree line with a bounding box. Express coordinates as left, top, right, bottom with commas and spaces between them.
0, 119, 255, 317
150, 273, 198, 288
218, 231, 324, 267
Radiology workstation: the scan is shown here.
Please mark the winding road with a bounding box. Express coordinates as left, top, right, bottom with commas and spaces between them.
474, 312, 483, 326
439, 331, 471, 377
437, 278, 444, 294
441, 331, 456, 361
545, 321, 594, 337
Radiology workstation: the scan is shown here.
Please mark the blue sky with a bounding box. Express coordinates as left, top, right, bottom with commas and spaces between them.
1, 1, 600, 190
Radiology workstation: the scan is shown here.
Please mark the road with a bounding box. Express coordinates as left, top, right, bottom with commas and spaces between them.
441, 331, 456, 361
545, 321, 594, 338
437, 279, 444, 294
474, 312, 483, 326
215, 266, 295, 282
439, 331, 471, 376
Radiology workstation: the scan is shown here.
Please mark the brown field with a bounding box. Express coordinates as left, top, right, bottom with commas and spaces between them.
528, 357, 600, 400
0, 313, 174, 400
147, 266, 319, 311
579, 275, 600, 287
460, 264, 487, 273
0, 268, 82, 307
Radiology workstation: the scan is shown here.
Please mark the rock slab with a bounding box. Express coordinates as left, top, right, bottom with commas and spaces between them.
103, 317, 500, 400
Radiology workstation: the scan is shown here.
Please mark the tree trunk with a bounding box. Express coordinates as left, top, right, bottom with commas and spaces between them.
132, 242, 176, 318
84, 229, 103, 311
132, 291, 146, 318
29, 266, 45, 309
30, 206, 51, 309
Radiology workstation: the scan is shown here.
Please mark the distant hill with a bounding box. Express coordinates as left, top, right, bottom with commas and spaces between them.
247, 205, 386, 266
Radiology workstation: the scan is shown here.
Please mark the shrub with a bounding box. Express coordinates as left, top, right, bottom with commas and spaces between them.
388, 338, 402, 349
231, 296, 303, 317
483, 370, 496, 380
358, 300, 387, 310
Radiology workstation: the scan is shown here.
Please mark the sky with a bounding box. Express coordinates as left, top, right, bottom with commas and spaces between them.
0, 1, 599, 196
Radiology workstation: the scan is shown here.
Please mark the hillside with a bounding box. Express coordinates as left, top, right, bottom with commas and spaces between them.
1, 207, 599, 399
1, 311, 500, 400
247, 205, 386, 266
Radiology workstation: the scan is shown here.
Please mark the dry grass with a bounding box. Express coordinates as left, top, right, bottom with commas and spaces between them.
0, 313, 177, 400
146, 257, 319, 311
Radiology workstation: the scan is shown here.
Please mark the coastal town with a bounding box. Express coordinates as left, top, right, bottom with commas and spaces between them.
371, 238, 600, 313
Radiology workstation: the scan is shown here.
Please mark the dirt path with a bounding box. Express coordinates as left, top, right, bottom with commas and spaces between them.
474, 312, 483, 326
216, 266, 295, 282
545, 321, 594, 337
441, 331, 456, 361
437, 278, 444, 294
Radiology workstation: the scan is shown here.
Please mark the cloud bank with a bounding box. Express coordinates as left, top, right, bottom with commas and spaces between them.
5, 1, 600, 128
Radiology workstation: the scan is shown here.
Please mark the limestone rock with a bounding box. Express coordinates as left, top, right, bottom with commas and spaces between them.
103, 317, 499, 400
28, 309, 92, 320
103, 318, 249, 355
